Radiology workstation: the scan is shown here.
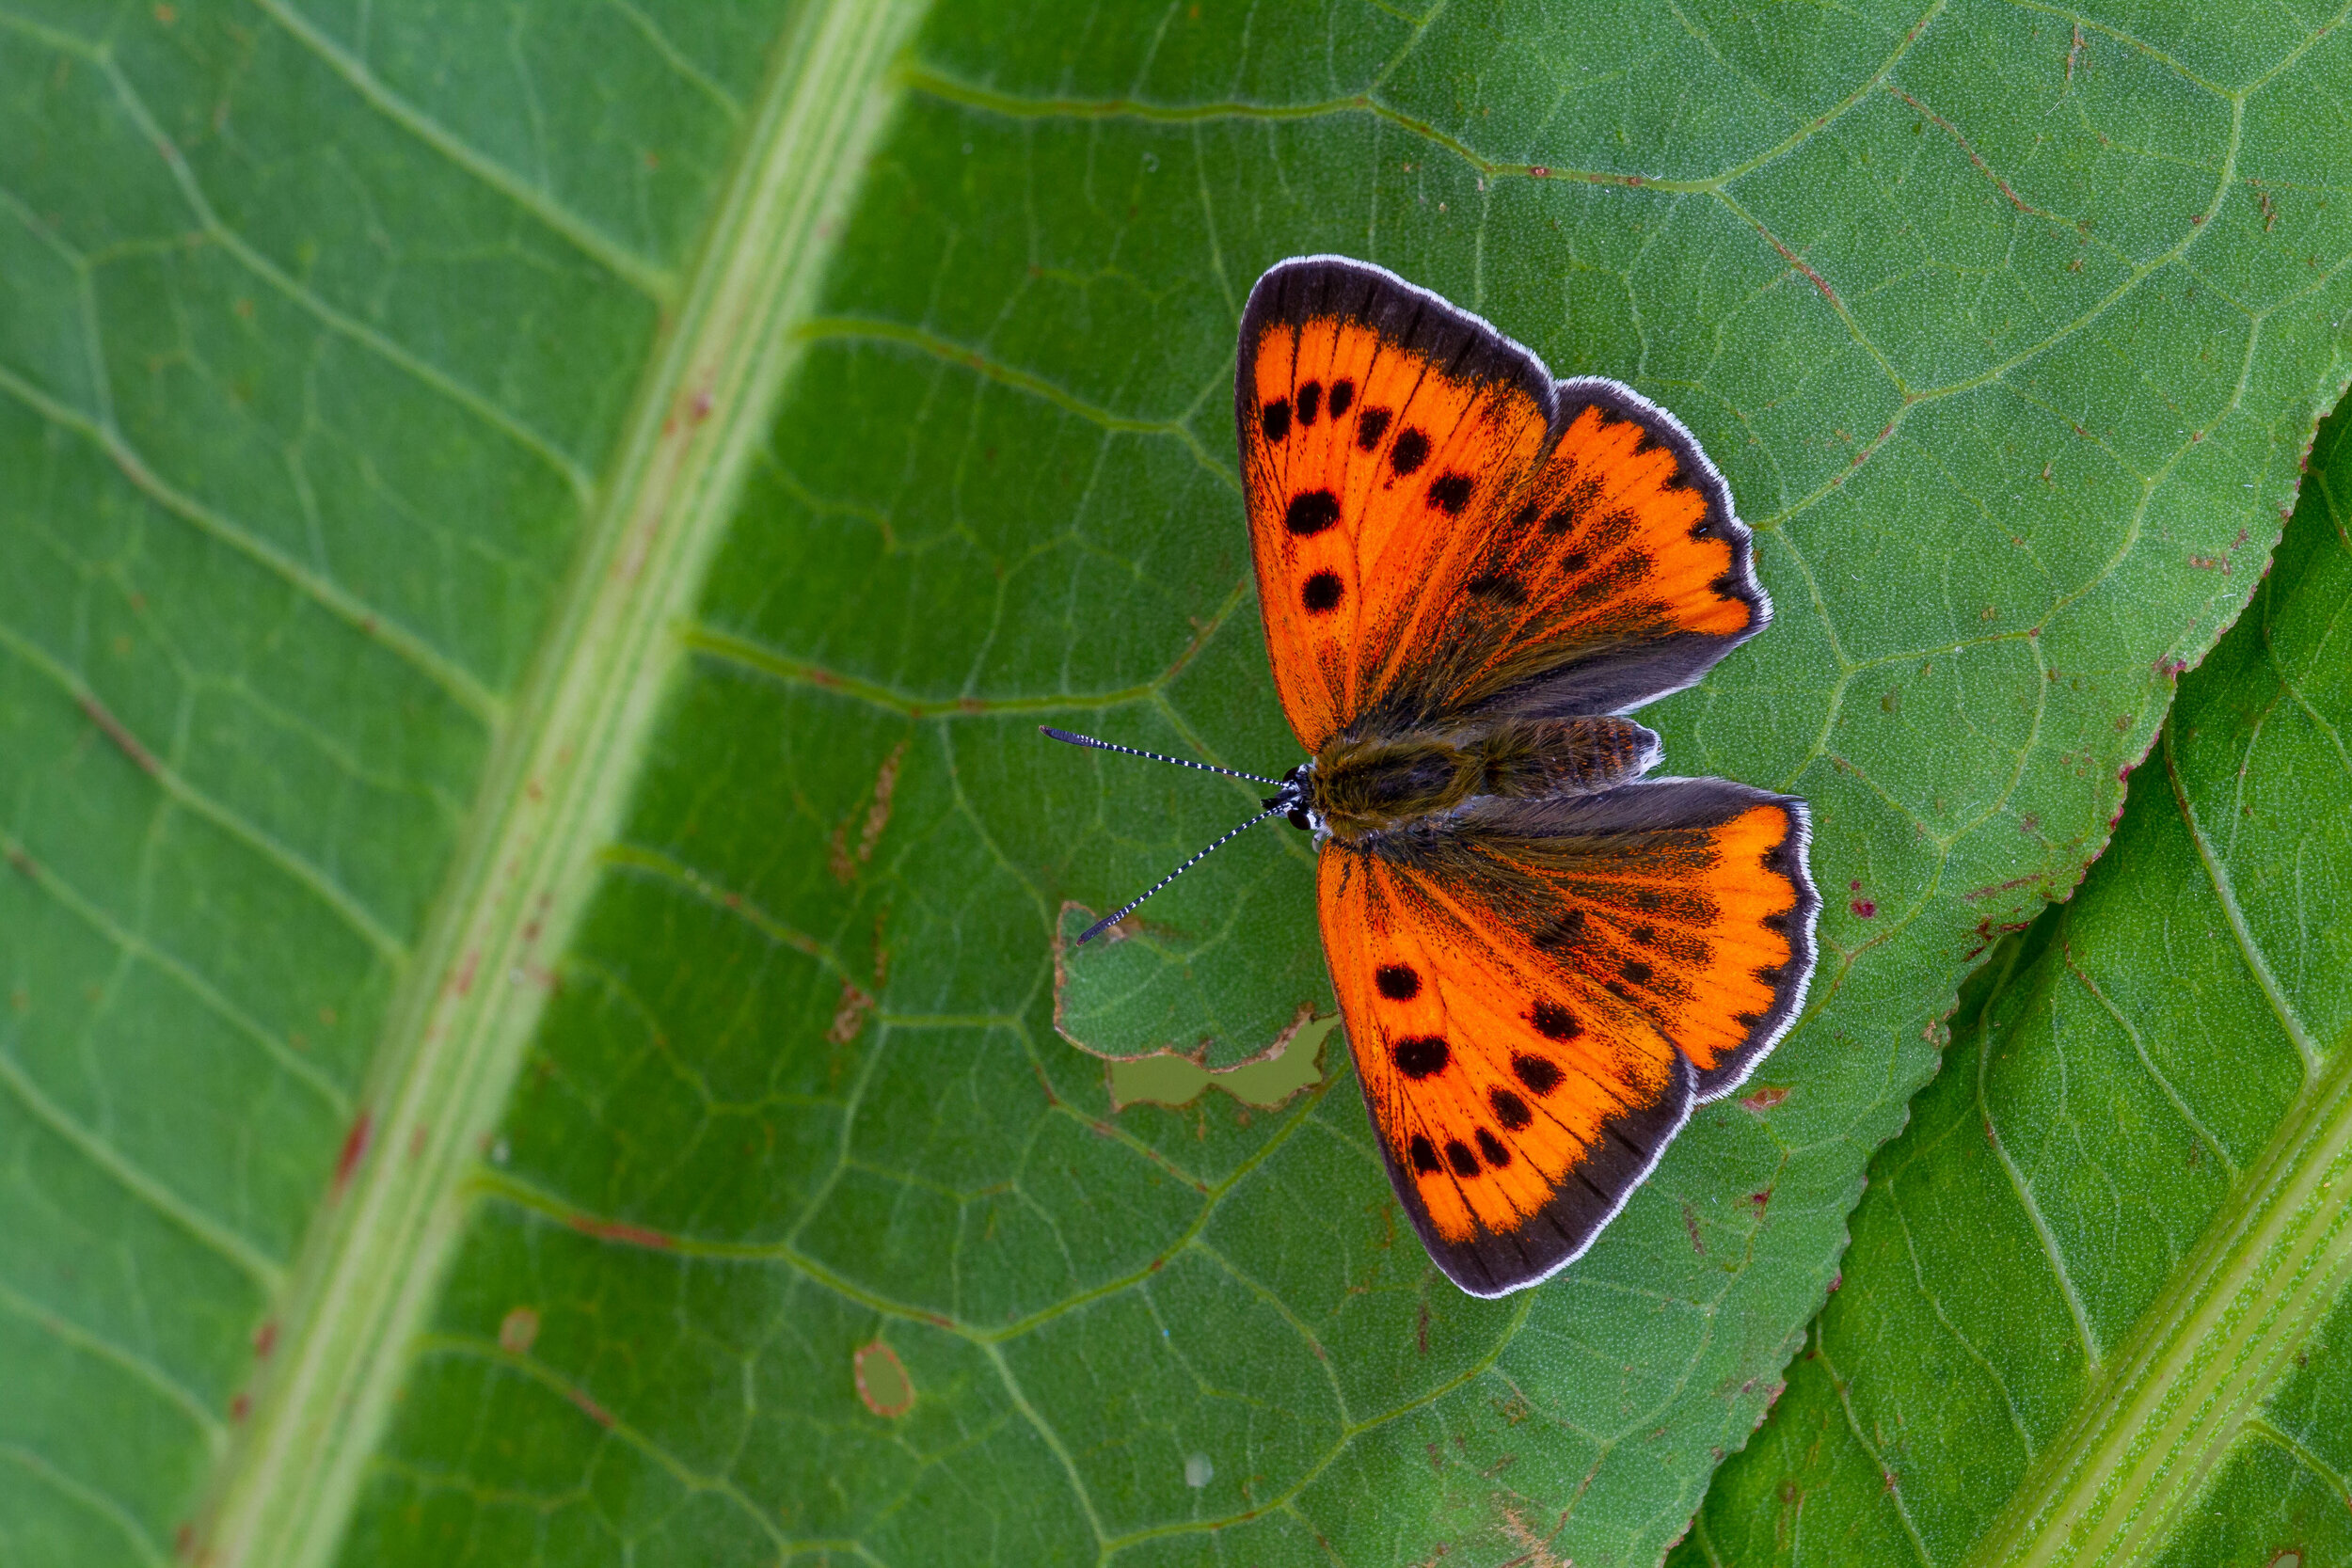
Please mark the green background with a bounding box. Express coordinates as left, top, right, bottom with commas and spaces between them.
2, 1, 2348, 1564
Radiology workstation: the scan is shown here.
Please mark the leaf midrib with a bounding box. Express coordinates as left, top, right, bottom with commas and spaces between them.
189, 4, 930, 1562
1966, 730, 2352, 1568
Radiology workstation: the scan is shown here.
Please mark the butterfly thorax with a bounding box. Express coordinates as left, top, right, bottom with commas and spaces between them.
1293, 716, 1659, 845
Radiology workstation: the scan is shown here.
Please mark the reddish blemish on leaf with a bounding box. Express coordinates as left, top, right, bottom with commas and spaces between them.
1851, 898, 1877, 918
332, 1111, 373, 1195
565, 1213, 675, 1249
830, 739, 908, 883
498, 1306, 541, 1355
828, 979, 875, 1044
230, 1392, 249, 1421
853, 1340, 915, 1418
1740, 1085, 1788, 1114
253, 1321, 277, 1358
565, 1386, 615, 1428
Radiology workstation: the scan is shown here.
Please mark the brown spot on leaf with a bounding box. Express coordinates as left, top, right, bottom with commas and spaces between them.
332, 1112, 373, 1195
829, 978, 876, 1044
499, 1306, 541, 1355
854, 1340, 915, 1418
830, 740, 908, 882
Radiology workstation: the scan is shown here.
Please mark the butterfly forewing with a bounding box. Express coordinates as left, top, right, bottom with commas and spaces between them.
1238, 258, 1771, 746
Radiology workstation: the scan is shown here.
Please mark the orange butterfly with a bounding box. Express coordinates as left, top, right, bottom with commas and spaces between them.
1051, 257, 1818, 1296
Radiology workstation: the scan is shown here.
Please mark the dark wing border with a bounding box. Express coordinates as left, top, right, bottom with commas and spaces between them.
1379, 1046, 1697, 1299
1236, 254, 1558, 462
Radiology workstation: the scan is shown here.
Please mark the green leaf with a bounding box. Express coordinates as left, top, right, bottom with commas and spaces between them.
5, 4, 2352, 1568
1679, 403, 2352, 1566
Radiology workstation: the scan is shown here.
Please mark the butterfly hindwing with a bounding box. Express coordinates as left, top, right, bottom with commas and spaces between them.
1238, 256, 1769, 749
1319, 778, 1818, 1295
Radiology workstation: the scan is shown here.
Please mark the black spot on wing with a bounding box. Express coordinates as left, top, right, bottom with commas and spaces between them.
1375, 964, 1421, 1000
1513, 1053, 1565, 1095
1302, 571, 1344, 613
1297, 381, 1322, 425
1465, 573, 1526, 606
1392, 428, 1430, 476
1531, 1001, 1581, 1041
1327, 379, 1354, 417
1261, 400, 1290, 443
1286, 489, 1341, 536
1428, 472, 1475, 515
1357, 407, 1391, 451
1393, 1036, 1449, 1078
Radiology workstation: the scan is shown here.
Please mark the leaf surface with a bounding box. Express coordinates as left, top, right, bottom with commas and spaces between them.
4, 3, 2352, 1567
1679, 400, 2352, 1568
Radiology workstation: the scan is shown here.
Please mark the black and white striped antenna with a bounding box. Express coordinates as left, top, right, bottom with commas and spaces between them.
1041, 726, 1296, 943
1040, 727, 1283, 786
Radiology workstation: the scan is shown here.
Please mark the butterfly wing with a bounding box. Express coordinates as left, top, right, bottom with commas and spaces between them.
1238, 256, 1768, 749
1320, 779, 1818, 1296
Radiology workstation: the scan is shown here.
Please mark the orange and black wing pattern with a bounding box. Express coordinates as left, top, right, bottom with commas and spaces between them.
1319, 781, 1816, 1296
1237, 256, 1768, 749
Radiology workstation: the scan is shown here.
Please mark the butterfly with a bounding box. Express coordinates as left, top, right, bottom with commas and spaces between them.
1050, 256, 1819, 1297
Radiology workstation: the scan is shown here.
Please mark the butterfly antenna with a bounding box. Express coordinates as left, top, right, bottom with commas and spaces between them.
1040, 727, 1283, 787
1076, 807, 1284, 944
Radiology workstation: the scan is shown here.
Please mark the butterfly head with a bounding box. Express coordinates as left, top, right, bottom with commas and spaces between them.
1262, 763, 1325, 835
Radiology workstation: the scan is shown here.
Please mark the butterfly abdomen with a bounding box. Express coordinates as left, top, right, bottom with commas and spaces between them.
1475, 717, 1660, 799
